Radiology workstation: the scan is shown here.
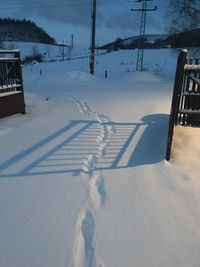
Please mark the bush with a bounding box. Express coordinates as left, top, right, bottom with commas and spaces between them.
23, 53, 44, 65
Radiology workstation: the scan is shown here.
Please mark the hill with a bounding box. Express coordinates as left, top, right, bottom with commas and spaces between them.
100, 34, 168, 51
165, 28, 200, 48
100, 29, 200, 51
0, 18, 56, 44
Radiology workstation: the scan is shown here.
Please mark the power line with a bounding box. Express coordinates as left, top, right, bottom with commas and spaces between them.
131, 0, 157, 71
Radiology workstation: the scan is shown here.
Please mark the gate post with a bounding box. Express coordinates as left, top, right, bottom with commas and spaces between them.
166, 49, 187, 161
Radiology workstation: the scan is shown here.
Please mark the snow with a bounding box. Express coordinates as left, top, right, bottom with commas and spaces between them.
0, 47, 200, 267
185, 64, 200, 71
0, 91, 22, 97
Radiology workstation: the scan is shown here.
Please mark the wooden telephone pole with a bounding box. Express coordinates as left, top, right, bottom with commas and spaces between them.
131, 0, 157, 71
90, 0, 96, 75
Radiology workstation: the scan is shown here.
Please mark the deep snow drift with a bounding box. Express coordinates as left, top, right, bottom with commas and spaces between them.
0, 48, 200, 267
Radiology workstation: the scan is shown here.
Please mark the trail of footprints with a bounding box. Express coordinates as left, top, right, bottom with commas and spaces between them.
68, 96, 114, 267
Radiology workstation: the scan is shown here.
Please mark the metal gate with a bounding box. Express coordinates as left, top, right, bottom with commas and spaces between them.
0, 50, 26, 118
166, 49, 200, 160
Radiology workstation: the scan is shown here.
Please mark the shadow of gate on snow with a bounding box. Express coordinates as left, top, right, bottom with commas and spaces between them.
0, 114, 168, 177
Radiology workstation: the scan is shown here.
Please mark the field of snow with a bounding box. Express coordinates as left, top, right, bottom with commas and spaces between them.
0, 47, 200, 267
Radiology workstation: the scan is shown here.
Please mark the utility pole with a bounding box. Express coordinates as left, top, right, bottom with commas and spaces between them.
90, 0, 96, 75
131, 0, 157, 71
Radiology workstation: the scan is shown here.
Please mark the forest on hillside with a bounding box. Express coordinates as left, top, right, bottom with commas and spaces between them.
100, 28, 200, 51
0, 18, 55, 44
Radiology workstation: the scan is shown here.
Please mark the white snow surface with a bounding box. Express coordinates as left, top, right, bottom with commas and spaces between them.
0, 48, 200, 267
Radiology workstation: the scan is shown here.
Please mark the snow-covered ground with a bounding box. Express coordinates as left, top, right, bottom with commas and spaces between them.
0, 48, 200, 267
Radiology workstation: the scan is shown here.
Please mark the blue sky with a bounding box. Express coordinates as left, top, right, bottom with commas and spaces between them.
0, 0, 169, 47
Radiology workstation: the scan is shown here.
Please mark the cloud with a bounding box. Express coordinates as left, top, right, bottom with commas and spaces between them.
1, 0, 93, 26
1, 0, 169, 35
101, 0, 169, 35
104, 11, 140, 32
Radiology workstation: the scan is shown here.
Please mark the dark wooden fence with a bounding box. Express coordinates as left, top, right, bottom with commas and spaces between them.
0, 50, 26, 118
166, 49, 200, 160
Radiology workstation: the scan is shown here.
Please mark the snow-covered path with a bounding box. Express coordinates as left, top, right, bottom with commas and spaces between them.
0, 49, 200, 267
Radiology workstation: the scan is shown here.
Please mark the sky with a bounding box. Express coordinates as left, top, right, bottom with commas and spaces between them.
0, 0, 169, 47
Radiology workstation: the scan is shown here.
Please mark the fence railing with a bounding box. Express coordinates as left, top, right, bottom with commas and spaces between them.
177, 57, 200, 126
166, 49, 200, 161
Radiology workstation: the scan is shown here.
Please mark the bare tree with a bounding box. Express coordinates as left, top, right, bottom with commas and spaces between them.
168, 0, 200, 33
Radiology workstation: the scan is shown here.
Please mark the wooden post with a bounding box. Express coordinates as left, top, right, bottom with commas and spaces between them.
16, 51, 26, 114
105, 70, 108, 78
